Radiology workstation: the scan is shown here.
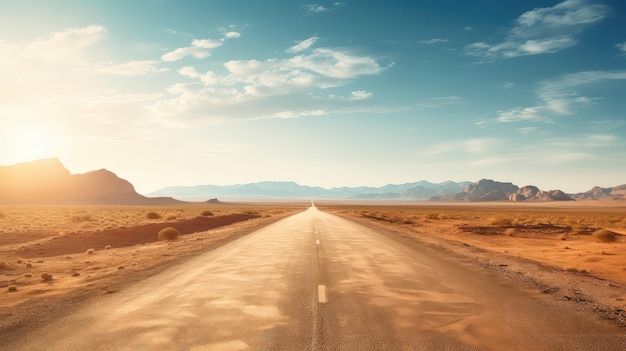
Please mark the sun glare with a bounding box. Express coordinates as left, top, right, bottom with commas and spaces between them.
2, 126, 58, 163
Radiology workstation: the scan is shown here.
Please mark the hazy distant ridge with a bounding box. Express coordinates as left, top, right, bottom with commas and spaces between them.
147, 180, 474, 200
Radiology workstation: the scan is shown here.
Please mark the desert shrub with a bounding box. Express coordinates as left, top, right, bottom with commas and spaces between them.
41, 273, 53, 281
158, 227, 180, 241
166, 215, 177, 220
71, 214, 94, 222
489, 217, 513, 226
592, 229, 617, 243
200, 210, 214, 217
104, 245, 112, 250
146, 211, 162, 220
425, 213, 440, 220
86, 248, 95, 254
504, 228, 516, 236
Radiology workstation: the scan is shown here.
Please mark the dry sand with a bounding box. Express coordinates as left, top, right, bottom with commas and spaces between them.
0, 203, 305, 340
318, 200, 626, 328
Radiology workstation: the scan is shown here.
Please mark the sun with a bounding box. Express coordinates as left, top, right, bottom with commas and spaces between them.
2, 126, 59, 163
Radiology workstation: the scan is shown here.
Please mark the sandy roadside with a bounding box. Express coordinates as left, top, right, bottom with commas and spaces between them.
0, 209, 302, 343
327, 208, 626, 329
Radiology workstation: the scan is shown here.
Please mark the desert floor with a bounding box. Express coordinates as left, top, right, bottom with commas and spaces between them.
1, 200, 625, 342
317, 200, 626, 327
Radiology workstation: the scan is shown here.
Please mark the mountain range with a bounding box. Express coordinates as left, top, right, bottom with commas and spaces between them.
0, 159, 624, 204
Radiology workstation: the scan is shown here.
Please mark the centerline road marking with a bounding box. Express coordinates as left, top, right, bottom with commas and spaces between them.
318, 285, 328, 304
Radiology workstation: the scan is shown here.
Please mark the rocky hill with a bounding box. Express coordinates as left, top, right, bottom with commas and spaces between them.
429, 179, 574, 202
0, 159, 182, 205
572, 184, 626, 201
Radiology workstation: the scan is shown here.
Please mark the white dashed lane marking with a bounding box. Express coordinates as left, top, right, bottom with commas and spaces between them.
318, 285, 328, 304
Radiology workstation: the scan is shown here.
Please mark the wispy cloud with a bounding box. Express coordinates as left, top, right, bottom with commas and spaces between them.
286, 37, 319, 53
20, 25, 107, 64
464, 26, 473, 31
92, 60, 168, 76
303, 2, 344, 13
419, 96, 463, 108
496, 70, 626, 123
350, 91, 373, 100
419, 38, 449, 45
465, 0, 608, 59
161, 32, 241, 62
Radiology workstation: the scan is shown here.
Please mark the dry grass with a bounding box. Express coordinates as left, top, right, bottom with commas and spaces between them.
158, 227, 180, 241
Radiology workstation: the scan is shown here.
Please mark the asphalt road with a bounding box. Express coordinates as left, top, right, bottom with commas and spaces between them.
11, 205, 626, 350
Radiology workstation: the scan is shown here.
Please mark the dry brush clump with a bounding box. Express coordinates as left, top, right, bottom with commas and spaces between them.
158, 227, 180, 241
40, 273, 53, 281
593, 229, 618, 243
86, 248, 95, 254
146, 211, 162, 220
200, 210, 214, 217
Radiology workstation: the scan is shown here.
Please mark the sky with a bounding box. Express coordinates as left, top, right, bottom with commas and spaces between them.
1, 0, 625, 194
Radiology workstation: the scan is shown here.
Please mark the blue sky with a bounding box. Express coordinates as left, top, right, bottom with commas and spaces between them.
1, 0, 625, 193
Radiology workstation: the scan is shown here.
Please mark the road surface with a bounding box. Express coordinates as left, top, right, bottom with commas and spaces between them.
10, 205, 626, 350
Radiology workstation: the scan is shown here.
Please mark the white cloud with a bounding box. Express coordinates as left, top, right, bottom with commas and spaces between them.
20, 25, 107, 64
465, 0, 608, 59
518, 127, 539, 134
92, 60, 167, 76
496, 70, 626, 123
161, 38, 223, 61
286, 37, 319, 53
178, 66, 200, 78
304, 4, 328, 12
152, 40, 386, 121
303, 2, 344, 13
224, 31, 241, 39
464, 26, 473, 31
350, 91, 372, 100
419, 38, 449, 45
162, 32, 241, 62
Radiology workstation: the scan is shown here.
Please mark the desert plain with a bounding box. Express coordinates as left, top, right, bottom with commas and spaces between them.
1, 200, 625, 346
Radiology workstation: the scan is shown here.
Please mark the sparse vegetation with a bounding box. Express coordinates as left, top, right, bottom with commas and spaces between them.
593, 229, 618, 243
489, 217, 513, 226
146, 211, 162, 220
104, 245, 112, 250
70, 214, 95, 222
86, 248, 95, 254
200, 210, 214, 217
40, 273, 53, 281
158, 227, 180, 241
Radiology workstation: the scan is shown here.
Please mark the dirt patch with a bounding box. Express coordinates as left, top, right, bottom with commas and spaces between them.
13, 213, 258, 258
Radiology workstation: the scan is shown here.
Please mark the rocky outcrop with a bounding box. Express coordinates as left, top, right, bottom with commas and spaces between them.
431, 179, 573, 202
572, 184, 626, 200
0, 159, 182, 205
